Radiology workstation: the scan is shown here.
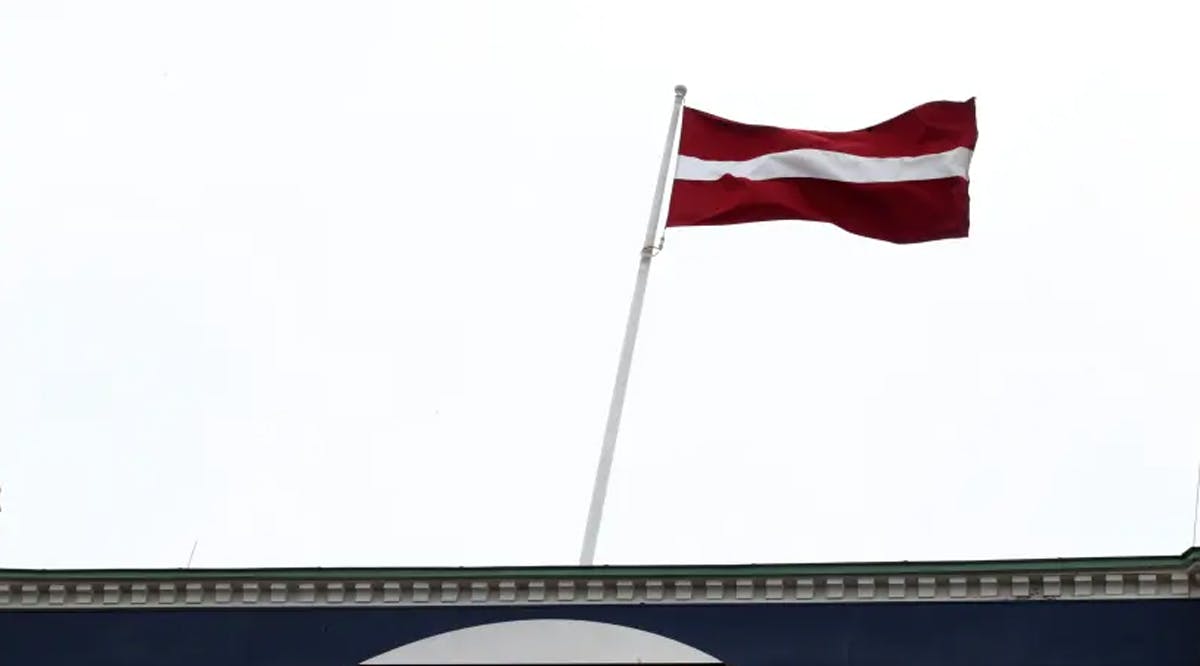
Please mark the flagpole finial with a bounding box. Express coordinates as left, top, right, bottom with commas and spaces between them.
674, 84, 687, 98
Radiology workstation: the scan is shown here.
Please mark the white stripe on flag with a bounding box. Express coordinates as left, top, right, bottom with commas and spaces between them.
675, 146, 973, 183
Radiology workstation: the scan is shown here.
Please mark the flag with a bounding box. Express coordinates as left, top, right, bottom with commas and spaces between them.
665, 99, 977, 244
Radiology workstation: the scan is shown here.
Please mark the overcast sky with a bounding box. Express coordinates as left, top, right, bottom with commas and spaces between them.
2, 1, 1198, 569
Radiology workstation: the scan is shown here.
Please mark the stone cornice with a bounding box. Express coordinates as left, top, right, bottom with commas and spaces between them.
1, 553, 1197, 610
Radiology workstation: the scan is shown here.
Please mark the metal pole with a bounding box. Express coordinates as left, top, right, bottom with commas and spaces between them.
1191, 459, 1200, 546
579, 84, 687, 566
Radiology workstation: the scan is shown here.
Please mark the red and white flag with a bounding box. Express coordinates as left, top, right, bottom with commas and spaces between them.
666, 99, 977, 244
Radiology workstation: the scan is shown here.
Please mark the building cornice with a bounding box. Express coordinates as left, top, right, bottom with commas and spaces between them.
2, 549, 1196, 610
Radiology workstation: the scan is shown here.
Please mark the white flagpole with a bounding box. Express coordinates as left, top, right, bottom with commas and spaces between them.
580, 84, 687, 566
1191, 459, 1200, 546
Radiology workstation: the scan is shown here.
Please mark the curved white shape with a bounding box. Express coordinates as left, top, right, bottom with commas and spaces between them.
361, 619, 721, 665
675, 146, 973, 183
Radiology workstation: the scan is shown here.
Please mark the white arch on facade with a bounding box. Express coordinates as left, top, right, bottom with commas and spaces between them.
361, 618, 722, 665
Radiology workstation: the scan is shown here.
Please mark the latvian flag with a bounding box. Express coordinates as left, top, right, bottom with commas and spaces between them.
666, 99, 977, 244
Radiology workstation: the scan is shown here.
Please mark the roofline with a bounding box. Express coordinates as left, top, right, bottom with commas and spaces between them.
4, 547, 1197, 582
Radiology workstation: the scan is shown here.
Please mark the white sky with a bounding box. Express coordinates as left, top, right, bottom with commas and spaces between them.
2, 1, 1198, 569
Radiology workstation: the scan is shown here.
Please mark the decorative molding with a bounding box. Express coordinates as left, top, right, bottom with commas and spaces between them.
0, 569, 1194, 611
1137, 574, 1155, 595
616, 580, 635, 601
384, 581, 402, 603
297, 583, 316, 603
1011, 575, 1030, 597
765, 579, 784, 600
555, 581, 573, 602
795, 578, 814, 600
1105, 574, 1123, 596
949, 576, 967, 598
1043, 575, 1061, 597
1074, 575, 1093, 596
1170, 572, 1188, 595
917, 576, 936, 598
826, 578, 845, 599
736, 579, 754, 600
185, 583, 203, 604
323, 582, 341, 604
354, 582, 373, 604
674, 580, 692, 601
412, 582, 430, 603
241, 582, 258, 604
705, 580, 723, 600
856, 577, 875, 600
526, 581, 544, 602
980, 576, 998, 597
645, 580, 663, 601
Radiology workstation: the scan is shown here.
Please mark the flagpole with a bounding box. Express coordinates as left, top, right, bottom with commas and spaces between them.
579, 84, 687, 566
1191, 458, 1200, 546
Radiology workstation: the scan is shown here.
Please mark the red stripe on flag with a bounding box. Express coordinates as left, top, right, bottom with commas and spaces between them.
666, 177, 969, 244
678, 99, 977, 161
